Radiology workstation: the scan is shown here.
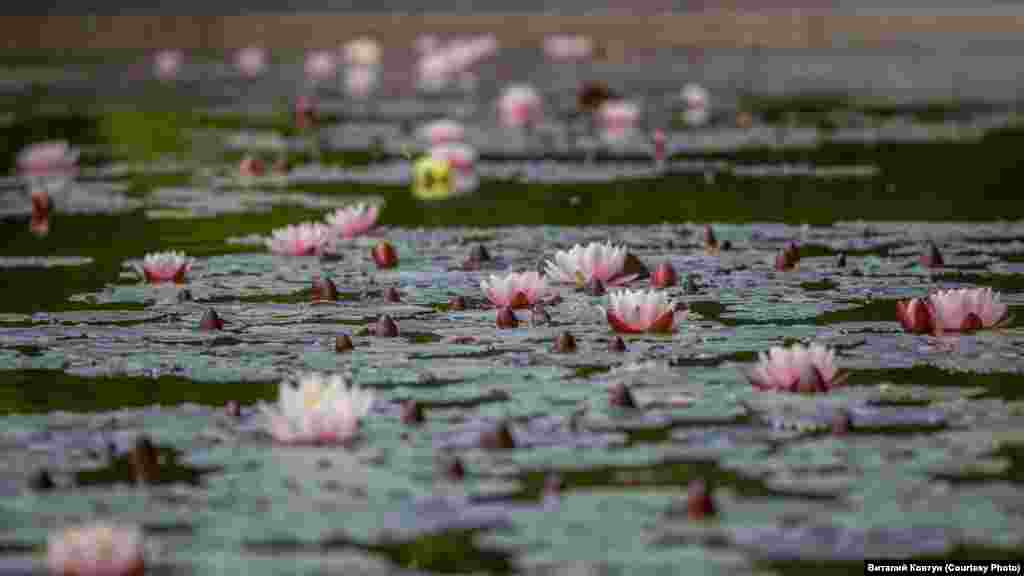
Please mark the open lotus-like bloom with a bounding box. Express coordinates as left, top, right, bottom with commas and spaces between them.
899, 287, 1010, 335
745, 343, 846, 394
48, 523, 145, 576
305, 50, 337, 82
235, 46, 266, 77
18, 140, 79, 183
153, 49, 183, 80
261, 373, 374, 444
343, 37, 381, 67
601, 289, 678, 333
266, 222, 330, 256
326, 203, 379, 238
680, 83, 711, 127
136, 251, 194, 284
597, 100, 640, 144
430, 143, 478, 194
419, 119, 465, 146
497, 84, 542, 129
481, 271, 555, 309
543, 34, 593, 61
545, 242, 637, 286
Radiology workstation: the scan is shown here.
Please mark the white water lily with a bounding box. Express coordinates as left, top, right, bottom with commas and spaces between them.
480, 271, 555, 308
544, 241, 634, 285
261, 373, 374, 445
48, 523, 146, 576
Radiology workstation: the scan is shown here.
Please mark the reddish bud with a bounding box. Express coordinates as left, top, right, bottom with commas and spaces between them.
686, 479, 716, 520
831, 410, 853, 435
31, 189, 51, 220
311, 276, 338, 302
335, 334, 354, 352
480, 421, 516, 450
240, 156, 265, 178
372, 241, 398, 269
442, 457, 466, 480
496, 307, 518, 328
703, 225, 718, 252
920, 241, 944, 268
653, 130, 667, 164
554, 331, 577, 353
609, 336, 627, 352
130, 436, 159, 485
448, 295, 467, 311
609, 382, 636, 408
199, 309, 224, 330
224, 401, 241, 418
384, 286, 401, 302
401, 400, 425, 426
896, 298, 936, 335
375, 314, 399, 337
652, 262, 677, 288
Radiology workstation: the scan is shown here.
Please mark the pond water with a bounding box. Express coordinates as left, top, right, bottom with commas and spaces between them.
2, 49, 1024, 575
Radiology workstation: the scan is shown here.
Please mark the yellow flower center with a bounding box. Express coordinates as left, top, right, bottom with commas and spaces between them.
303, 385, 325, 410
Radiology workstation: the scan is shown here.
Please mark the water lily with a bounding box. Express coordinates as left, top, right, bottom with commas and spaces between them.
430, 143, 478, 194
342, 37, 381, 67
601, 289, 678, 333
19, 141, 78, 197
305, 50, 337, 83
136, 251, 194, 284
904, 287, 1010, 334
544, 242, 637, 286
419, 119, 465, 146
153, 49, 183, 80
497, 84, 542, 129
261, 373, 373, 445
744, 343, 846, 394
597, 100, 639, 144
326, 203, 379, 238
543, 34, 593, 61
480, 271, 554, 309
345, 64, 379, 99
234, 46, 267, 77
265, 222, 330, 256
48, 523, 145, 576
680, 83, 710, 127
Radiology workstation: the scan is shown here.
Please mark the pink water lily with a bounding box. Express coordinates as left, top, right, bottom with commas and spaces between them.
598, 100, 639, 144
543, 34, 593, 61
497, 84, 542, 129
153, 49, 183, 80
680, 83, 711, 127
326, 203, 380, 238
48, 523, 145, 576
919, 287, 1009, 334
17, 140, 79, 179
345, 64, 379, 99
419, 119, 465, 146
136, 251, 194, 284
545, 242, 637, 286
261, 373, 374, 445
601, 289, 678, 334
235, 46, 267, 77
305, 50, 337, 82
745, 343, 846, 394
265, 222, 330, 256
430, 143, 479, 194
480, 271, 555, 309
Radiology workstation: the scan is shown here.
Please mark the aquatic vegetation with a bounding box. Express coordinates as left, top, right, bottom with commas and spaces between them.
601, 288, 678, 334
265, 223, 330, 256
325, 202, 379, 239
136, 251, 194, 284
744, 343, 846, 394
480, 271, 554, 309
48, 523, 145, 576
545, 242, 637, 286
260, 373, 373, 445
651, 262, 677, 288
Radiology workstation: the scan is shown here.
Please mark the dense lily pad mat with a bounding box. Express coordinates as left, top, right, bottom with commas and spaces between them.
0, 216, 1023, 574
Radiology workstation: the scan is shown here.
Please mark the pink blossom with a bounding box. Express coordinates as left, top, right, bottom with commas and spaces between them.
326, 203, 379, 239
745, 343, 845, 394
601, 289, 678, 334
265, 223, 330, 256
498, 84, 542, 129
48, 523, 145, 576
136, 251, 194, 284
480, 271, 555, 309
